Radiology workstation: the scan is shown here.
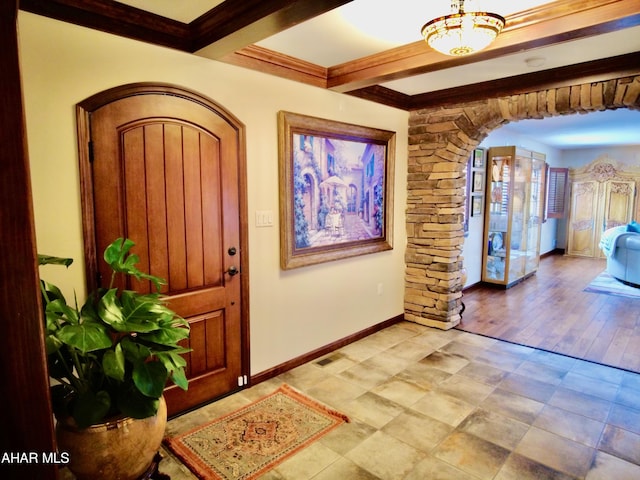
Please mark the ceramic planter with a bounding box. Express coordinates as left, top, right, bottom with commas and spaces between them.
55, 397, 167, 480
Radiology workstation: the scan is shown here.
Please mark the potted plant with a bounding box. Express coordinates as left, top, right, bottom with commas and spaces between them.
39, 237, 190, 479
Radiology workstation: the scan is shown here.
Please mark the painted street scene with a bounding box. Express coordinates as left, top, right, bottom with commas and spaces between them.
292, 133, 386, 249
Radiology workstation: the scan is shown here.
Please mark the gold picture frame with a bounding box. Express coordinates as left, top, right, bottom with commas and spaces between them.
278, 111, 395, 270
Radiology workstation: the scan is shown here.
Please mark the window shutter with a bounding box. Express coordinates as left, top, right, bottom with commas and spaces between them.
547, 167, 568, 218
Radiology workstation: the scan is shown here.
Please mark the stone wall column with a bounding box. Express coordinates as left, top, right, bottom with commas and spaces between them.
405, 108, 478, 329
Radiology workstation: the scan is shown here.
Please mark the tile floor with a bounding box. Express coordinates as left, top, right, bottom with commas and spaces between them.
159, 322, 640, 480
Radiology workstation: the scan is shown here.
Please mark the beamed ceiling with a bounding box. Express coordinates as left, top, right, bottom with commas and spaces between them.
18, 0, 640, 113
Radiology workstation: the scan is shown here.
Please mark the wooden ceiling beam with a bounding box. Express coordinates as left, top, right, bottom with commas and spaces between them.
192, 0, 353, 58
220, 45, 328, 88
19, 0, 191, 51
17, 0, 640, 112
407, 52, 640, 110
327, 0, 640, 92
19, 0, 355, 58
346, 86, 411, 110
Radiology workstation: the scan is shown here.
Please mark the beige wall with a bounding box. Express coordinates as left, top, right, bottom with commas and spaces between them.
18, 12, 409, 375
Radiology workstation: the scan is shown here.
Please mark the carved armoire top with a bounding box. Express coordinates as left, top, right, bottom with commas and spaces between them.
570, 155, 640, 183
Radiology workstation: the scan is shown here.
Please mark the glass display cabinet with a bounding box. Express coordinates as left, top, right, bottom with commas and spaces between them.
482, 146, 546, 287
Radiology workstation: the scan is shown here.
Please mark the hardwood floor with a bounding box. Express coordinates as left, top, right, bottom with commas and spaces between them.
459, 253, 640, 373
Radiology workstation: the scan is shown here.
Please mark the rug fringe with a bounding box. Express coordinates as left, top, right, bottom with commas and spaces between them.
278, 384, 350, 423
163, 437, 214, 480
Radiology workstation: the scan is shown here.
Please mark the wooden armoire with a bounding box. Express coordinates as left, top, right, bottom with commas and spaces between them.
567, 156, 640, 258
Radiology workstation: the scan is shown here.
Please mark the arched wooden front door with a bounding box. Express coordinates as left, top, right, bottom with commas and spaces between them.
77, 84, 249, 416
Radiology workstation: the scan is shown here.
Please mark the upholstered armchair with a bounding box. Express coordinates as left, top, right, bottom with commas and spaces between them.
601, 222, 640, 287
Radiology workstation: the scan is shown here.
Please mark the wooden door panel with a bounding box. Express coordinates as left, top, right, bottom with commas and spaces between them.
568, 180, 597, 256
183, 127, 205, 288
185, 312, 226, 377
85, 89, 245, 416
604, 180, 635, 229
201, 135, 223, 286
167, 287, 226, 317
145, 125, 170, 288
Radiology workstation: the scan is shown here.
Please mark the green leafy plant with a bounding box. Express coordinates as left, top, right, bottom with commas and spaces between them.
39, 238, 190, 428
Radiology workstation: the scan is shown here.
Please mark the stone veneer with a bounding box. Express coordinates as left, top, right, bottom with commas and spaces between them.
405, 75, 640, 330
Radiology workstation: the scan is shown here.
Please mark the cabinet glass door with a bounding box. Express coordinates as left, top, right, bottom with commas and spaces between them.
525, 156, 546, 274
485, 154, 510, 282
508, 154, 529, 284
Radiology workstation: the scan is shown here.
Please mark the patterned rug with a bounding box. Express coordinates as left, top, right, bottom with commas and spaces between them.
584, 271, 640, 299
164, 384, 349, 480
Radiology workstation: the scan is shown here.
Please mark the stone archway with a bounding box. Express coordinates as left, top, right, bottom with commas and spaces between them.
405, 75, 640, 330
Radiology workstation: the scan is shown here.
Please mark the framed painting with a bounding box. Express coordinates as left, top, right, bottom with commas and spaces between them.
471, 195, 483, 217
472, 171, 484, 193
473, 148, 485, 168
278, 111, 395, 269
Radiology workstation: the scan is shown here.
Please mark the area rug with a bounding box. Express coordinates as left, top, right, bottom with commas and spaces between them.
164, 384, 349, 480
584, 271, 640, 300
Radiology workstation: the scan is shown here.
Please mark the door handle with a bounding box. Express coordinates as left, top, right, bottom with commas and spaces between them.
226, 266, 239, 276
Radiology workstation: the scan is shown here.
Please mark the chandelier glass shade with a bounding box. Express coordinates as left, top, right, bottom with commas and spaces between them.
421, 1, 505, 56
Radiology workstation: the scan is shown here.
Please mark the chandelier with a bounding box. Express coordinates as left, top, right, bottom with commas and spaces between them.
421, 0, 505, 56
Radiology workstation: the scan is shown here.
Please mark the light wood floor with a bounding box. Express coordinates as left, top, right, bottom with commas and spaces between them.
459, 253, 640, 373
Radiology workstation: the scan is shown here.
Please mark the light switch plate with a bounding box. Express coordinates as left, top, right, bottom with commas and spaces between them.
255, 210, 274, 227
